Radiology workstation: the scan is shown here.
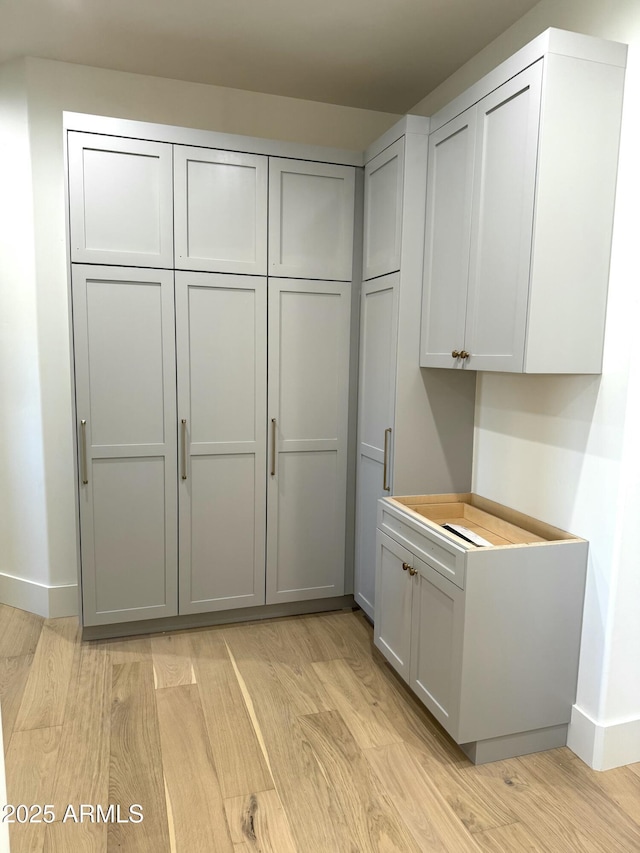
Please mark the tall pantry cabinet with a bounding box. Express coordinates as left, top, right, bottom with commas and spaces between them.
67, 121, 355, 628
354, 118, 476, 620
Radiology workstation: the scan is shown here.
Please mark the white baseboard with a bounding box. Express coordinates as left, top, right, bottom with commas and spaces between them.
0, 571, 78, 619
568, 704, 640, 770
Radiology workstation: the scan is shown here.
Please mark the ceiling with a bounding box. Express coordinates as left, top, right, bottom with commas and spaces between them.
0, 0, 543, 113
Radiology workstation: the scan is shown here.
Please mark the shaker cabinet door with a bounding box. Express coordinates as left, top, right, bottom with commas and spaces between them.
175, 272, 267, 614
464, 61, 543, 372
363, 139, 404, 280
409, 557, 464, 735
354, 273, 399, 618
269, 159, 355, 280
72, 265, 178, 625
374, 531, 413, 681
266, 278, 350, 604
68, 133, 173, 268
174, 147, 267, 275
420, 110, 476, 368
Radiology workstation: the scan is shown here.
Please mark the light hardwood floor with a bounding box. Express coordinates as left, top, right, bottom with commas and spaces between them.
1, 602, 640, 852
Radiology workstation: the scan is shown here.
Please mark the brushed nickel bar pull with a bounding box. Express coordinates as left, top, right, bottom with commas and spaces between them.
383, 427, 392, 492
181, 419, 188, 480
271, 418, 277, 477
80, 419, 88, 485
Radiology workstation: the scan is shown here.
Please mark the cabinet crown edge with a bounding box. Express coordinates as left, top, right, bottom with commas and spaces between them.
429, 27, 627, 133
62, 111, 364, 167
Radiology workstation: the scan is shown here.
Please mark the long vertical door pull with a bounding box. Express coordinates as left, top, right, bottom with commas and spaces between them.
181, 419, 188, 480
271, 418, 277, 476
383, 427, 392, 492
80, 419, 89, 484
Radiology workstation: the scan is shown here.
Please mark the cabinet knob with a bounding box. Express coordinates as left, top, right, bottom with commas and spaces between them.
409, 566, 418, 576
402, 562, 410, 571
460, 350, 470, 359
452, 350, 461, 359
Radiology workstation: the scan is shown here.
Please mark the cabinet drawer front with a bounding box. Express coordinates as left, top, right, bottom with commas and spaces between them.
379, 507, 465, 588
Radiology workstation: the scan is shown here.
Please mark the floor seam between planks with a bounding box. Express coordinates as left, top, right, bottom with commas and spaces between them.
223, 637, 274, 781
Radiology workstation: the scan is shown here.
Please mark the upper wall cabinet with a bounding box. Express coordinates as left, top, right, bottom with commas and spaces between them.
174, 147, 268, 274
420, 29, 627, 374
68, 132, 174, 268
362, 138, 404, 280
269, 159, 355, 280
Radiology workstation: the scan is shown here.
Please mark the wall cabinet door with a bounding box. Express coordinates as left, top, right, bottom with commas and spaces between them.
421, 62, 543, 372
269, 159, 355, 280
354, 274, 399, 619
420, 110, 476, 368
68, 133, 173, 268
266, 278, 350, 604
72, 266, 178, 626
464, 62, 542, 371
174, 147, 267, 274
362, 139, 404, 280
374, 531, 413, 680
175, 272, 267, 614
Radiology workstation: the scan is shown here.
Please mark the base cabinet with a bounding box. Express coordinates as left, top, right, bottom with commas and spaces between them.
375, 494, 588, 764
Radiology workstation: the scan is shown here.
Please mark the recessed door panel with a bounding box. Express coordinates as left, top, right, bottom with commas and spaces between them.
189, 454, 258, 603
187, 285, 258, 444
277, 290, 343, 441
355, 455, 385, 616
85, 277, 166, 447
272, 451, 341, 595
92, 457, 169, 613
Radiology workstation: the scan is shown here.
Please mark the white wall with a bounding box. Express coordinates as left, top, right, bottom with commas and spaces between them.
413, 0, 640, 769
0, 56, 399, 618
0, 60, 53, 615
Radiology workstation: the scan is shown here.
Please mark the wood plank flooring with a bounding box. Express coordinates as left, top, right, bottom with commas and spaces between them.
1, 602, 640, 852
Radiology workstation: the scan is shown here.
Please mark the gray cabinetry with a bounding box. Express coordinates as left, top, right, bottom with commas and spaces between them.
72, 265, 178, 626
355, 117, 476, 620
68, 118, 357, 630
420, 29, 626, 374
375, 494, 588, 763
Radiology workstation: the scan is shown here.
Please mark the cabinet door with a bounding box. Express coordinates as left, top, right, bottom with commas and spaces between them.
354, 274, 399, 619
464, 62, 543, 372
266, 278, 350, 604
373, 531, 413, 681
176, 272, 267, 614
410, 557, 465, 738
420, 110, 476, 368
174, 147, 267, 274
68, 132, 173, 268
363, 139, 404, 280
72, 266, 178, 626
269, 159, 355, 280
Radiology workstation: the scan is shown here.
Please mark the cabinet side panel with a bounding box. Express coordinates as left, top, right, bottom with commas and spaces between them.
458, 542, 588, 743
525, 57, 625, 373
